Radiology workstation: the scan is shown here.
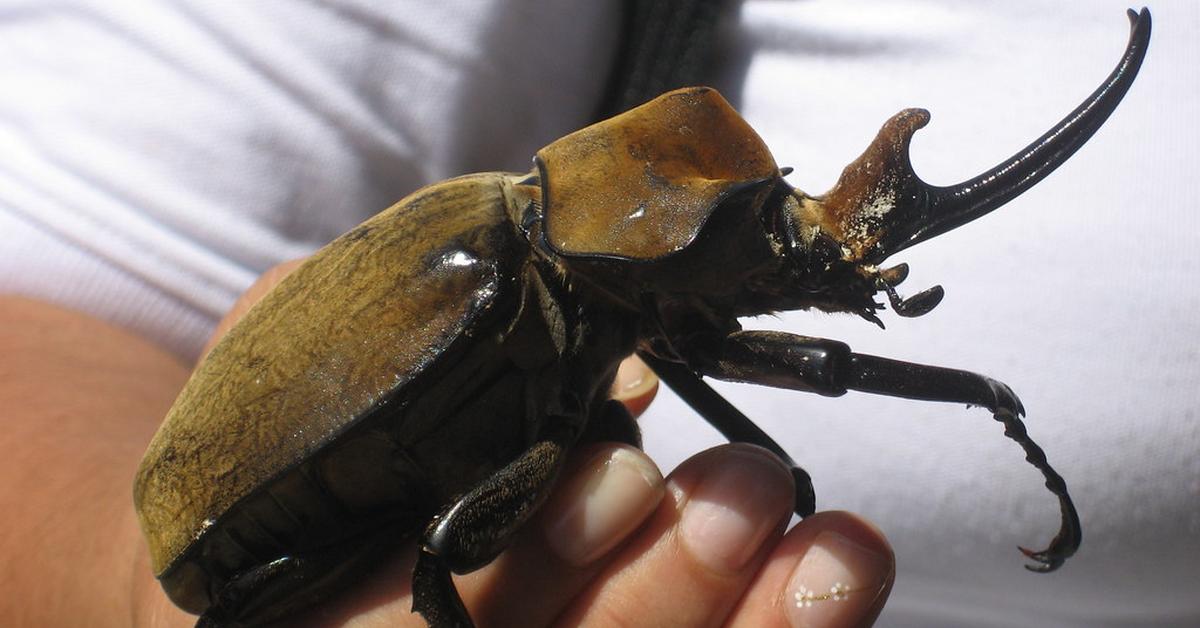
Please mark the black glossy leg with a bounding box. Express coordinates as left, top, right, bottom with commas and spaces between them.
692, 330, 1079, 572
414, 428, 574, 627
639, 352, 816, 518
578, 398, 642, 448
411, 548, 470, 628
196, 526, 398, 627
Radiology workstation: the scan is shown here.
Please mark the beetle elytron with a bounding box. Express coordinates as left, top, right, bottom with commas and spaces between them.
135, 9, 1150, 627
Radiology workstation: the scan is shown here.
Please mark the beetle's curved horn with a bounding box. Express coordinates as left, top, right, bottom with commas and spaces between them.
822, 8, 1150, 264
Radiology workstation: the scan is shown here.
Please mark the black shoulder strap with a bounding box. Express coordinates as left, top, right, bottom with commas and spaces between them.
596, 0, 731, 119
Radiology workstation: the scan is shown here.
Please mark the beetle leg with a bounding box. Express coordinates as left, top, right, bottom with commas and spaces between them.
578, 398, 642, 448
414, 425, 576, 627
675, 330, 1079, 572
638, 351, 816, 518
195, 524, 402, 627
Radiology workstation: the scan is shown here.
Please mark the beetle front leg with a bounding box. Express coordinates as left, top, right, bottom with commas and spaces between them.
682, 330, 1080, 572
413, 424, 576, 627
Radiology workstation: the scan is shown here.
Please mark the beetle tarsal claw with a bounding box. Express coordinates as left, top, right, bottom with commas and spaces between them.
1020, 545, 1065, 573
986, 398, 1080, 574
1019, 500, 1081, 574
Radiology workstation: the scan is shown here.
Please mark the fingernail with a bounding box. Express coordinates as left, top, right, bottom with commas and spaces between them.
611, 357, 657, 400
678, 448, 793, 574
544, 446, 664, 566
785, 530, 893, 628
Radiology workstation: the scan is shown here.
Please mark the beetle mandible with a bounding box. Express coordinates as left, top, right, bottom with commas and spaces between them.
134, 9, 1150, 627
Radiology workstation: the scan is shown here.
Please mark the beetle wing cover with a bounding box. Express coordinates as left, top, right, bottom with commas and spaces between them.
134, 174, 522, 575
538, 87, 777, 260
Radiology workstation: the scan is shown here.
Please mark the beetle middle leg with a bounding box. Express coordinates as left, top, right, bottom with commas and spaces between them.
652, 330, 1080, 573
577, 398, 642, 448
413, 422, 578, 628
638, 353, 817, 518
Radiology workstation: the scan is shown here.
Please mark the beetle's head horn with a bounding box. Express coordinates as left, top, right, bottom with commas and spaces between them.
807, 7, 1149, 271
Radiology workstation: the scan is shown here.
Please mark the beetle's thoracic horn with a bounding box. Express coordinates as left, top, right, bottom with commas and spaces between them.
823, 8, 1150, 265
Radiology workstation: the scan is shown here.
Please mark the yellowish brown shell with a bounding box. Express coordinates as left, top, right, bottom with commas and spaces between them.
134, 174, 522, 575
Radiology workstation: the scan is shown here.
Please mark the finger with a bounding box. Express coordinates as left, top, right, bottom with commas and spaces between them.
200, 258, 306, 356
462, 443, 667, 626
609, 355, 658, 418
726, 511, 894, 628
304, 443, 666, 627
557, 443, 795, 628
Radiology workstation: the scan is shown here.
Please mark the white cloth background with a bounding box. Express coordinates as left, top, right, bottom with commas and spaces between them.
1, 1, 1196, 626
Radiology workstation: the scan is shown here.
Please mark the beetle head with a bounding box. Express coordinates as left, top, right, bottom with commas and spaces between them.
764, 7, 1148, 325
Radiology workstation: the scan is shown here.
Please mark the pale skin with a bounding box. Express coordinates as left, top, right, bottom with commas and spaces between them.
0, 261, 895, 627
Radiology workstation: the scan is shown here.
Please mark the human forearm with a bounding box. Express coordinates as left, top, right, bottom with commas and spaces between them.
0, 297, 190, 627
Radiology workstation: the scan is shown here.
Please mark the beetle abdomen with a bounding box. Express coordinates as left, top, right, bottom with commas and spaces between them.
158, 274, 569, 613
136, 173, 533, 596
158, 420, 428, 613
157, 420, 424, 612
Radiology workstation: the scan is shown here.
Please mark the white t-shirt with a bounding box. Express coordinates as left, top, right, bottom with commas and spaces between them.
2, 1, 1196, 625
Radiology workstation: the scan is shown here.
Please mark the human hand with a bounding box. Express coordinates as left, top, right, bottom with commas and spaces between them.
134, 261, 895, 627
295, 442, 894, 628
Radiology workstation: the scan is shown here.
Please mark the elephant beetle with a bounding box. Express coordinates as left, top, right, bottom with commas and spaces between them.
135, 9, 1150, 627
